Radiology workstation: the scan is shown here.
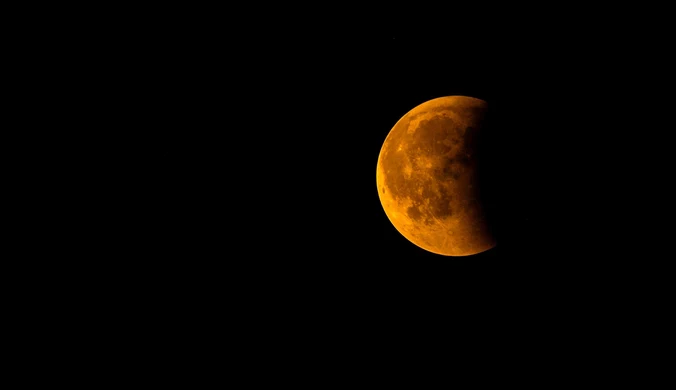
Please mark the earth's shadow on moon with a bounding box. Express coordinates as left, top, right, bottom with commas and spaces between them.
472, 100, 519, 258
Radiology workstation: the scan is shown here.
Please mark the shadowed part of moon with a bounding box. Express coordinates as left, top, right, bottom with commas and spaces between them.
376, 96, 495, 256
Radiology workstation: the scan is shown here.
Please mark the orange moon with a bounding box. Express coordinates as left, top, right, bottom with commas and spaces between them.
376, 96, 496, 256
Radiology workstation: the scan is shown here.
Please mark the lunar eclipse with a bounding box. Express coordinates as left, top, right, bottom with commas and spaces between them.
376, 96, 495, 256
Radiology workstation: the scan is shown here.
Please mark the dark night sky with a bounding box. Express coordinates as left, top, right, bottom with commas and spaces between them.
133, 33, 584, 288
50, 10, 670, 371
116, 23, 667, 316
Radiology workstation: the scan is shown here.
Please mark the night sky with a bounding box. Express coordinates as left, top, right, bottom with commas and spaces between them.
133, 33, 571, 289
123, 27, 662, 314
72, 12, 670, 370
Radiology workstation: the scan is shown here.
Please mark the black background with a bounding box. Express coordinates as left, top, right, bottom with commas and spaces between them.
127, 32, 607, 299
24, 7, 673, 376
91, 15, 669, 332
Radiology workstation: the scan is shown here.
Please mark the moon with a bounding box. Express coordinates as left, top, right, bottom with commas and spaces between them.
376, 96, 496, 256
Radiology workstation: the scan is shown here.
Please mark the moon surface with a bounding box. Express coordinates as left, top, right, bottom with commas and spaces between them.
376, 96, 495, 256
